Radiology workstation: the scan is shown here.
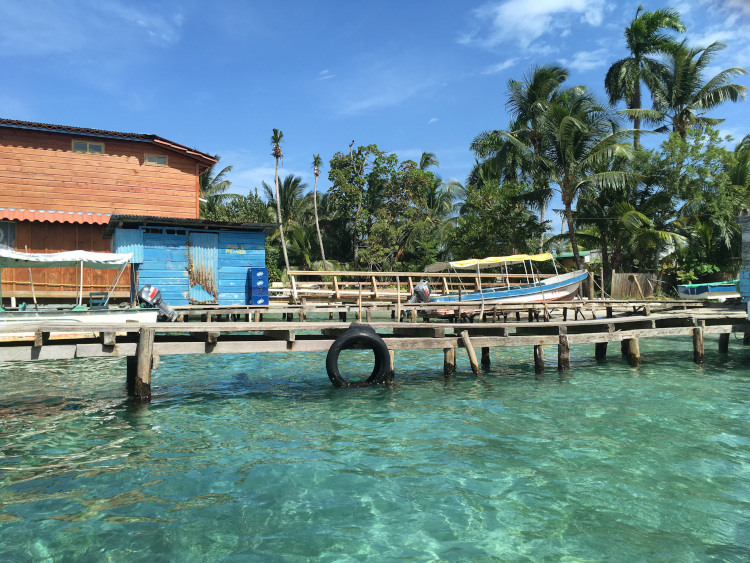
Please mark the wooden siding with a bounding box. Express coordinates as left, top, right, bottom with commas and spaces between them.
0, 221, 131, 296
0, 128, 199, 218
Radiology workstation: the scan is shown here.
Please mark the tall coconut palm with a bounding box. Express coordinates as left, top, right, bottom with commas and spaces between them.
311, 154, 328, 271
536, 87, 634, 269
628, 41, 748, 139
271, 129, 290, 273
604, 5, 685, 149
473, 65, 568, 251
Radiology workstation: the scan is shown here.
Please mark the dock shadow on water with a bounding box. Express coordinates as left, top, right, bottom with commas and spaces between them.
2, 339, 750, 561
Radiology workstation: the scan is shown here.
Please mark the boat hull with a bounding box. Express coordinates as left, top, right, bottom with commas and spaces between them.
425, 270, 587, 317
677, 281, 739, 301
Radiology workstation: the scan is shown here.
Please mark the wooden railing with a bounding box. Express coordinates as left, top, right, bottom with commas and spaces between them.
282, 270, 554, 302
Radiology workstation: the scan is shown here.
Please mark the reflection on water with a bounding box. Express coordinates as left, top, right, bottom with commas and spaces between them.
1, 337, 749, 560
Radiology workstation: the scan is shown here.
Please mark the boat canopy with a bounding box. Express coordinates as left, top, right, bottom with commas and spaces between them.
425, 253, 555, 272
0, 249, 133, 270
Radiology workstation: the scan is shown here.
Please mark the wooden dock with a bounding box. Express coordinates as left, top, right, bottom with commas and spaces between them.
1, 301, 747, 401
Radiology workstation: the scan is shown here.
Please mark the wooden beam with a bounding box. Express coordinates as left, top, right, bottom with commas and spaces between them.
459, 330, 480, 376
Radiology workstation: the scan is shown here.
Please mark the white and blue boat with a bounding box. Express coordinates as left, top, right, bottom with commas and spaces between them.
677, 280, 740, 301
409, 253, 588, 316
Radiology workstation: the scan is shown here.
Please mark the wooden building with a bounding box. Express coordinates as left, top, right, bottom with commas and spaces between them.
0, 118, 217, 303
106, 215, 274, 306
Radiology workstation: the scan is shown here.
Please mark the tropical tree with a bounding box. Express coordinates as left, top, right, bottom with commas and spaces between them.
199, 158, 235, 218
536, 87, 634, 269
271, 128, 290, 273
472, 65, 568, 251
311, 154, 328, 271
262, 174, 310, 230
627, 41, 748, 139
604, 5, 685, 149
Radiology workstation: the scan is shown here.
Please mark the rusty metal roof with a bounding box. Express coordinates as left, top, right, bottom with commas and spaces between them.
0, 118, 217, 166
0, 207, 111, 225
103, 214, 277, 238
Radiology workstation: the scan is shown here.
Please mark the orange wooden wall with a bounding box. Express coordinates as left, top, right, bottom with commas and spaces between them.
0, 128, 200, 218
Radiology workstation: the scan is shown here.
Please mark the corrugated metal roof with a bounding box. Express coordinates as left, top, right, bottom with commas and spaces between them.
0, 208, 111, 225
0, 118, 217, 166
104, 214, 277, 238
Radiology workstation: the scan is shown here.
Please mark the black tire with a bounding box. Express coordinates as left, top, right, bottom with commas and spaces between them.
326, 324, 390, 387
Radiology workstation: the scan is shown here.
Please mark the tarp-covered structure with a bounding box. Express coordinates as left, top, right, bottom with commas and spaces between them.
0, 249, 133, 269
425, 253, 555, 272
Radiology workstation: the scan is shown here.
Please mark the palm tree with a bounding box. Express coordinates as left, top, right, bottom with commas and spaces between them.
271, 129, 290, 273
199, 158, 235, 218
311, 154, 328, 271
262, 174, 310, 230
604, 5, 685, 149
473, 65, 568, 251
537, 87, 634, 269
628, 41, 748, 139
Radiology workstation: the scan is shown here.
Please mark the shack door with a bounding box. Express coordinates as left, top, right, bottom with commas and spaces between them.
188, 232, 219, 304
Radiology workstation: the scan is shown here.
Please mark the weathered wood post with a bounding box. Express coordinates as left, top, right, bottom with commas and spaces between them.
128, 327, 155, 402
443, 347, 455, 377
595, 324, 614, 360
595, 341, 608, 360
627, 338, 641, 367
744, 330, 750, 345
460, 330, 481, 377
481, 346, 491, 368
718, 332, 730, 353
621, 339, 630, 357
386, 350, 395, 384
534, 345, 544, 375
693, 320, 705, 364
558, 326, 570, 372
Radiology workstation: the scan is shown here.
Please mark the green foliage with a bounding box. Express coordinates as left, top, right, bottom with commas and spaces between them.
201, 190, 268, 223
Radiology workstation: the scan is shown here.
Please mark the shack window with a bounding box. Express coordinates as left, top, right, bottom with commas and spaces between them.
72, 140, 104, 154
0, 221, 15, 250
145, 154, 168, 166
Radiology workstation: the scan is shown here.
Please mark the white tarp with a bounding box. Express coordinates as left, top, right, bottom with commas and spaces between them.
0, 249, 133, 270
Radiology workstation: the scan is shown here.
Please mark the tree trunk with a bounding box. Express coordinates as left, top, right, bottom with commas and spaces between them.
312, 177, 327, 271
632, 81, 642, 151
274, 159, 290, 274
563, 197, 583, 270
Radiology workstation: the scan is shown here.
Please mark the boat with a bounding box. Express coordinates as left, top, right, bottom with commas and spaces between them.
408, 253, 588, 318
677, 279, 740, 301
0, 248, 159, 330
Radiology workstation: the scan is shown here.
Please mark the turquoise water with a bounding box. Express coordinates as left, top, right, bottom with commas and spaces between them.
1, 334, 750, 561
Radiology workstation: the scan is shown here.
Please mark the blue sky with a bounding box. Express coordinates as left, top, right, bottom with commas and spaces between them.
1, 0, 748, 229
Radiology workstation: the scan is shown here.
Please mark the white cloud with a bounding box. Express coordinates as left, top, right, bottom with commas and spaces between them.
460, 0, 609, 50
482, 58, 519, 74
316, 69, 335, 81
428, 117, 439, 124
0, 0, 183, 57
562, 48, 610, 72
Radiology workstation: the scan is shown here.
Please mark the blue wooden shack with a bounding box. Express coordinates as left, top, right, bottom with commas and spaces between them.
104, 215, 276, 306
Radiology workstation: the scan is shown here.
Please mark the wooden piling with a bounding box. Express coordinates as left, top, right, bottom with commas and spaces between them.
386, 349, 395, 384
627, 337, 641, 367
744, 330, 750, 345
718, 332, 729, 353
558, 326, 570, 371
443, 347, 455, 377
621, 339, 630, 357
481, 346, 491, 368
595, 342, 607, 360
534, 345, 544, 375
460, 330, 481, 376
693, 321, 705, 364
132, 327, 155, 401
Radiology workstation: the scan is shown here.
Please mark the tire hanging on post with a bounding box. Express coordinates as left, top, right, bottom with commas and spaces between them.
326, 324, 390, 387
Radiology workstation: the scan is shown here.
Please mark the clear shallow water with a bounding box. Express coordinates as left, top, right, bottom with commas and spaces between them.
1, 335, 750, 561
